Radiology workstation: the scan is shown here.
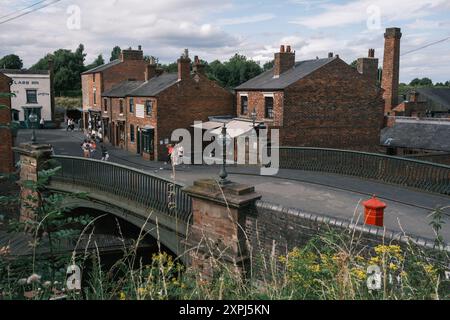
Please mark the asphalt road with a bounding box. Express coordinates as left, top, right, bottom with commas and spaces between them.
15, 129, 450, 242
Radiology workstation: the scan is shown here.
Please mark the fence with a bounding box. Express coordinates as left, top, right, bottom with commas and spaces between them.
279, 147, 450, 195
50, 156, 192, 222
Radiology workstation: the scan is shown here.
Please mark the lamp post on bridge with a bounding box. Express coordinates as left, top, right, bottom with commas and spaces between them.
217, 122, 232, 185
29, 111, 38, 145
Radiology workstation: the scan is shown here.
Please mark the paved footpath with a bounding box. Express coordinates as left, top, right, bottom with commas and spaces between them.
15, 129, 450, 242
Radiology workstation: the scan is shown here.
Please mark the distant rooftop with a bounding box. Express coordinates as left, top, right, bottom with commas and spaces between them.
235, 57, 336, 90
81, 59, 121, 75
102, 80, 145, 98
381, 118, 450, 152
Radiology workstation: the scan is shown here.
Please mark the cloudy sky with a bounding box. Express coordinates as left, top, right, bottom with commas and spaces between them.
0, 0, 449, 83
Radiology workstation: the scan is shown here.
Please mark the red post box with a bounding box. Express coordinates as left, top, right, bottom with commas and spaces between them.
363, 196, 386, 227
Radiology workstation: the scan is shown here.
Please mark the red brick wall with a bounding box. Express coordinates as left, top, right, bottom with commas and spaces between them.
0, 73, 14, 173
282, 58, 384, 151
156, 74, 234, 161
235, 91, 284, 129
82, 58, 148, 128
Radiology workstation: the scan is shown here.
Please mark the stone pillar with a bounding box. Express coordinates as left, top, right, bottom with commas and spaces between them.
13, 143, 53, 226
183, 179, 261, 278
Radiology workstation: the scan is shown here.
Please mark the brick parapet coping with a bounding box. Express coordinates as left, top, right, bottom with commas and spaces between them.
254, 200, 450, 253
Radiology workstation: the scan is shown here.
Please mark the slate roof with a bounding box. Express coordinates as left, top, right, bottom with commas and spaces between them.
102, 80, 144, 98
81, 59, 121, 75
235, 57, 336, 90
0, 68, 49, 75
380, 120, 450, 152
127, 73, 179, 97
101, 73, 179, 98
414, 88, 450, 110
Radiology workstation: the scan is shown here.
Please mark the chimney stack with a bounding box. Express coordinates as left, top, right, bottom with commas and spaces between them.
193, 55, 206, 75
410, 90, 419, 103
145, 57, 157, 81
328, 52, 334, 58
382, 27, 402, 114
120, 46, 144, 62
274, 44, 295, 78
357, 48, 379, 84
178, 49, 191, 81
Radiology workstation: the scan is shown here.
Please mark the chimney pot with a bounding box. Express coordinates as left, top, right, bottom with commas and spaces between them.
368, 48, 375, 58
138, 45, 142, 51
280, 45, 285, 53
286, 45, 291, 53
328, 52, 333, 58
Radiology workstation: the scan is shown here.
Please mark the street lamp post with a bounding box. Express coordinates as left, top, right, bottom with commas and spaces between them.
218, 123, 231, 185
251, 109, 257, 128
29, 112, 38, 144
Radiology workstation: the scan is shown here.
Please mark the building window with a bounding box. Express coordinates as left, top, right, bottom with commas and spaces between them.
241, 96, 248, 115
265, 97, 274, 119
119, 99, 124, 114
145, 100, 153, 116
26, 89, 37, 104
93, 88, 97, 105
130, 124, 135, 142
129, 98, 134, 113
12, 110, 19, 122
104, 98, 108, 112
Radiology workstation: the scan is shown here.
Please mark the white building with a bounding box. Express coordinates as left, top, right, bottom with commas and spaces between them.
0, 69, 53, 128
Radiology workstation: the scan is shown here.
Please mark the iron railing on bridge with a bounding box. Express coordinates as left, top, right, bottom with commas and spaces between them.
50, 156, 192, 222
278, 147, 450, 195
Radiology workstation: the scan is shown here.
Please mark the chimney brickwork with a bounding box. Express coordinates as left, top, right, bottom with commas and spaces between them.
357, 48, 379, 84
274, 45, 295, 78
178, 49, 191, 81
382, 27, 402, 114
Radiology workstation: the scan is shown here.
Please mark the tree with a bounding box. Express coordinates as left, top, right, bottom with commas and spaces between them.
445, 81, 449, 87
85, 54, 105, 71
207, 54, 263, 89
31, 44, 86, 94
263, 60, 274, 71
409, 77, 433, 86
110, 46, 121, 61
0, 54, 23, 69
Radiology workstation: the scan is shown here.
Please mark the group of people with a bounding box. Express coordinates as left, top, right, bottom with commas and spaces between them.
81, 138, 109, 161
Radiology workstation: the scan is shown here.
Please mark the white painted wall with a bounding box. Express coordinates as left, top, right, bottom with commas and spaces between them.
5, 73, 52, 122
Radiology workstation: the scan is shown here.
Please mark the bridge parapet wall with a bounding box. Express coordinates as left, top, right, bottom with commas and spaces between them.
247, 200, 449, 265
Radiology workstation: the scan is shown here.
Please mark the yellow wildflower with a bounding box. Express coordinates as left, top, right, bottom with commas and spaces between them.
119, 292, 126, 300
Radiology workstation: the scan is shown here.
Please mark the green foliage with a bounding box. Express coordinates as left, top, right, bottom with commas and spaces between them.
85, 54, 105, 71
410, 77, 434, 86
0, 54, 23, 69
110, 46, 121, 62
206, 54, 263, 89
30, 44, 86, 93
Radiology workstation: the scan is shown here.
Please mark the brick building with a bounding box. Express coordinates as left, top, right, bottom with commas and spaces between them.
233, 45, 385, 151
393, 88, 450, 118
102, 52, 234, 161
81, 46, 148, 132
0, 71, 14, 174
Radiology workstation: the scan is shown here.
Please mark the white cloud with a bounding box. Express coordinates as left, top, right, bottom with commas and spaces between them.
290, 0, 450, 29
216, 13, 275, 26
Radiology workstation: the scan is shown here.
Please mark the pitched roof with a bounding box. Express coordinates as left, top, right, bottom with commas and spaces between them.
414, 88, 450, 110
81, 59, 121, 75
102, 80, 145, 98
129, 73, 179, 97
380, 119, 450, 152
235, 57, 336, 90
101, 73, 179, 98
0, 68, 49, 75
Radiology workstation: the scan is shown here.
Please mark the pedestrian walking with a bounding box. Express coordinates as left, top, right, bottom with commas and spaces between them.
81, 140, 90, 158
101, 144, 109, 161
167, 144, 174, 165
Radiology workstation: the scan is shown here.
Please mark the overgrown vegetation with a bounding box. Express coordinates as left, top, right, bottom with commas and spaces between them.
1, 167, 449, 300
